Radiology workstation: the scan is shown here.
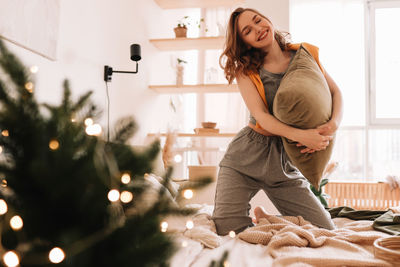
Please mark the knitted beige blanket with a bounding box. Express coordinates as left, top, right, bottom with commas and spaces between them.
238, 215, 392, 267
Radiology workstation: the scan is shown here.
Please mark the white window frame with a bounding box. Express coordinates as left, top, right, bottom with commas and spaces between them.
367, 0, 400, 125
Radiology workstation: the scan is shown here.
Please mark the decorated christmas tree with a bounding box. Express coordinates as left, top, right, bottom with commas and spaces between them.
0, 40, 210, 267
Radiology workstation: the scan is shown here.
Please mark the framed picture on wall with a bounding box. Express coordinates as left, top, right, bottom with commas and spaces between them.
0, 0, 60, 61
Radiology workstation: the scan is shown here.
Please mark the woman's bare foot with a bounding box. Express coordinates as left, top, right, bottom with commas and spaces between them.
254, 206, 270, 224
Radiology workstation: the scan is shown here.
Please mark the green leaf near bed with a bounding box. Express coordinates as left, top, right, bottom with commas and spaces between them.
273, 44, 334, 188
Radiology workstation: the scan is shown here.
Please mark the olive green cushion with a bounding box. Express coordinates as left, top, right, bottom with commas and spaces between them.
273, 45, 334, 188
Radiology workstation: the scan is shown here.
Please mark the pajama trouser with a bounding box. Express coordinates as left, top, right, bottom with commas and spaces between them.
212, 126, 335, 235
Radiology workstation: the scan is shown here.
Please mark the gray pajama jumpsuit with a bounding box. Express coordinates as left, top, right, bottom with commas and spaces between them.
212, 52, 335, 235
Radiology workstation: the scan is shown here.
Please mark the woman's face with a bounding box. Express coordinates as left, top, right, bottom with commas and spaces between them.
237, 10, 275, 49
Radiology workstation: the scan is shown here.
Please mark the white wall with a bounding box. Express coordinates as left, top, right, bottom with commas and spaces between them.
245, 0, 290, 32
3, 0, 289, 145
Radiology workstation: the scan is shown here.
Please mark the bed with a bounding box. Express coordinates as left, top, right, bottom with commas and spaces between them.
166, 204, 398, 267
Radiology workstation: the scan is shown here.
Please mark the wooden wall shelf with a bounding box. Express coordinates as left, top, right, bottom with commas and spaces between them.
149, 83, 238, 93
154, 0, 244, 9
149, 36, 224, 51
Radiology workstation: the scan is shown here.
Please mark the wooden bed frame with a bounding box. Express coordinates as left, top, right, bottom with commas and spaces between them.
325, 182, 400, 210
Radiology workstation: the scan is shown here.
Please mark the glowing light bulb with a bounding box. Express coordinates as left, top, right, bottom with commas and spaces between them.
186, 220, 194, 229
10, 215, 23, 230
183, 189, 193, 199
1, 179, 7, 187
25, 82, 34, 93
161, 221, 168, 232
107, 189, 120, 202
71, 117, 76, 122
174, 154, 182, 163
120, 191, 133, 203
2, 130, 9, 137
0, 199, 8, 215
30, 65, 39, 73
85, 124, 102, 136
3, 251, 19, 267
229, 231, 236, 238
49, 139, 60, 150
121, 173, 131, 184
84, 118, 93, 126
49, 247, 65, 264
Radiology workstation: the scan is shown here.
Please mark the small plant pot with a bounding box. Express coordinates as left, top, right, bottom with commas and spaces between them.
174, 27, 187, 38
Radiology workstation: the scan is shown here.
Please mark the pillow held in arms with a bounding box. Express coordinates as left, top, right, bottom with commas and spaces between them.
273, 44, 334, 188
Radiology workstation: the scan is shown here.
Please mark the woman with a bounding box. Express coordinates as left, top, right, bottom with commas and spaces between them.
212, 7, 343, 235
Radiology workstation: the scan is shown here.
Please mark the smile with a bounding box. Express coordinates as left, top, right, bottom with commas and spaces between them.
258, 30, 268, 41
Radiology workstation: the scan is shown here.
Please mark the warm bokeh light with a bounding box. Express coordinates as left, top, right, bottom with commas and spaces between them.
84, 118, 93, 126
30, 65, 39, 73
186, 220, 194, 229
25, 82, 34, 93
174, 154, 182, 163
107, 189, 120, 202
10, 215, 23, 230
183, 189, 193, 199
182, 241, 188, 247
0, 146, 2, 154
49, 139, 60, 150
121, 173, 131, 184
2, 130, 9, 137
85, 124, 102, 136
0, 199, 8, 215
229, 231, 236, 238
120, 191, 133, 203
1, 179, 7, 187
49, 247, 65, 264
3, 251, 19, 267
161, 221, 168, 232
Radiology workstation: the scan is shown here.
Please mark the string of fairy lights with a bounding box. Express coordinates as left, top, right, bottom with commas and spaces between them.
0, 65, 233, 266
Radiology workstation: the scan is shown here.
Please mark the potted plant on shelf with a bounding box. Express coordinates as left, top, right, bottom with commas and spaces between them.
174, 16, 208, 38
174, 16, 189, 38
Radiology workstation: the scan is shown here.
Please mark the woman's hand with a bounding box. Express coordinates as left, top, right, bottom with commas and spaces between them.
294, 128, 333, 154
317, 120, 338, 136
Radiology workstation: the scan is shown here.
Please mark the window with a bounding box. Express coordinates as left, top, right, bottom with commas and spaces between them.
369, 1, 400, 123
290, 0, 400, 181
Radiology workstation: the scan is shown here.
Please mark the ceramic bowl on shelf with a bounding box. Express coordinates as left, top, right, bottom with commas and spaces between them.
201, 121, 217, 129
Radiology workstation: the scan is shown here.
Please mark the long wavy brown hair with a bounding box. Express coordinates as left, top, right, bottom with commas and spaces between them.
220, 7, 291, 84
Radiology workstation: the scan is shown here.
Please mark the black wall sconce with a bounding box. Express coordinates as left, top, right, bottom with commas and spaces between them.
104, 44, 141, 82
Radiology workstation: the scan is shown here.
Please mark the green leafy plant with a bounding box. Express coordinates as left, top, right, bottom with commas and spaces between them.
0, 39, 212, 267
176, 16, 208, 32
310, 178, 330, 208
176, 16, 190, 28
177, 58, 187, 64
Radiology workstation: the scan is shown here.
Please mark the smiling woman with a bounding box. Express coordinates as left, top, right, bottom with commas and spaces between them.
220, 8, 290, 83
212, 7, 344, 235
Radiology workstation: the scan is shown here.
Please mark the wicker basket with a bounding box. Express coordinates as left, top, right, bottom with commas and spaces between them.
374, 236, 400, 266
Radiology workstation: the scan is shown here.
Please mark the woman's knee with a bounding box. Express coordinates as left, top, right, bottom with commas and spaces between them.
212, 216, 253, 235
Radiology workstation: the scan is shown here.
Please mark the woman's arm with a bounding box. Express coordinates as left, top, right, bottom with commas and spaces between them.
298, 70, 343, 153
317, 70, 343, 135
236, 73, 332, 151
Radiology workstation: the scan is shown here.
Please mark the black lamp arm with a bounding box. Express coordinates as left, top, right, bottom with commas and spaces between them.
104, 62, 138, 82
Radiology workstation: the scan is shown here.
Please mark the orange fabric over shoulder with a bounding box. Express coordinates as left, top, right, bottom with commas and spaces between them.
248, 42, 325, 131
